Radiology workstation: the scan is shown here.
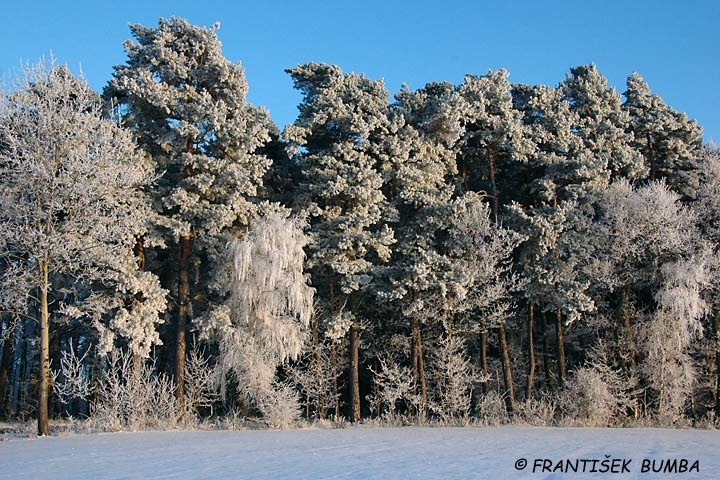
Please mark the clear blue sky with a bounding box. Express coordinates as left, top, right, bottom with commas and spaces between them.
2, 1, 718, 142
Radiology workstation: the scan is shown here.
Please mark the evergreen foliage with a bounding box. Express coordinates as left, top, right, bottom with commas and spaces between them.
2, 18, 719, 431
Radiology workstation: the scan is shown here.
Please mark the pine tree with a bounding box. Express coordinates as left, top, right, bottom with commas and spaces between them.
623, 72, 704, 198
104, 18, 274, 406
285, 63, 395, 421
457, 69, 530, 220
379, 81, 461, 413
561, 64, 646, 181
455, 70, 530, 406
510, 83, 603, 388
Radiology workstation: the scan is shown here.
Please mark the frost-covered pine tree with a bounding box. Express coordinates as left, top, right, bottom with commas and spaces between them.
457, 69, 530, 221
285, 63, 395, 421
0, 60, 163, 435
378, 81, 461, 412
561, 64, 646, 181
454, 70, 531, 406
510, 83, 604, 388
623, 72, 704, 198
104, 18, 274, 405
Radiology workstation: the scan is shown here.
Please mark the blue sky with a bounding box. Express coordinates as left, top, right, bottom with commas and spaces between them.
2, 1, 718, 142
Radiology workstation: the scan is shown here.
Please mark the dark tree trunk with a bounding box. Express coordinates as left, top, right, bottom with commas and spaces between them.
411, 316, 428, 411
480, 320, 489, 395
135, 238, 145, 270
555, 309, 566, 386
620, 288, 637, 371
49, 328, 61, 420
311, 318, 325, 419
526, 303, 536, 399
498, 324, 515, 414
72, 336, 85, 417
176, 233, 191, 410
14, 318, 33, 417
0, 321, 15, 415
647, 133, 656, 181
348, 324, 361, 421
542, 311, 552, 388
330, 342, 339, 419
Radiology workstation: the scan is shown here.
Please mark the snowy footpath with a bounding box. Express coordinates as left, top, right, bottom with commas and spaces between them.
1, 426, 719, 479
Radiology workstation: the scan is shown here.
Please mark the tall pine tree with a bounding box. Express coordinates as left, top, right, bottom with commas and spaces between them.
104, 18, 274, 407
285, 63, 395, 421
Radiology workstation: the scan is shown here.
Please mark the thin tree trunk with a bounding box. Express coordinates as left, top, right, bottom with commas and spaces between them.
480, 320, 489, 395
526, 303, 535, 399
330, 342, 339, 419
49, 328, 61, 420
487, 153, 515, 410
647, 133, 656, 181
135, 238, 145, 270
38, 260, 50, 436
88, 345, 100, 417
72, 336, 84, 417
542, 311, 552, 387
374, 371, 381, 417
176, 233, 191, 411
555, 309, 566, 386
498, 324, 515, 414
349, 323, 361, 422
620, 288, 637, 371
12, 319, 28, 416
411, 316, 428, 412
0, 321, 15, 414
312, 318, 325, 419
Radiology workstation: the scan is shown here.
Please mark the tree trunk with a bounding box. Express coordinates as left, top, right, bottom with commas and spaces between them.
498, 324, 515, 414
311, 318, 325, 419
555, 309, 566, 386
647, 133, 656, 181
480, 320, 489, 395
12, 319, 28, 416
176, 233, 191, 411
48, 328, 61, 421
526, 303, 535, 399
0, 321, 15, 414
542, 311, 552, 388
411, 316, 428, 412
38, 261, 50, 436
620, 288, 637, 371
348, 323, 361, 422
330, 342, 339, 419
135, 237, 145, 270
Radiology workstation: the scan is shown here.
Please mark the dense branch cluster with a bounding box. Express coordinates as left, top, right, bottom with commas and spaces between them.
1, 17, 719, 434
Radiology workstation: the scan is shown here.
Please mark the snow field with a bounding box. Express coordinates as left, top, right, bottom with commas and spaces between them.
1, 426, 719, 479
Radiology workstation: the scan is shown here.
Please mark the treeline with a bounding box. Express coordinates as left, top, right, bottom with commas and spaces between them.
1, 17, 720, 434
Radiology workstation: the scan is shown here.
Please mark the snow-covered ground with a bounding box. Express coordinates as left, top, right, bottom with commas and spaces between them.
1, 426, 718, 479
